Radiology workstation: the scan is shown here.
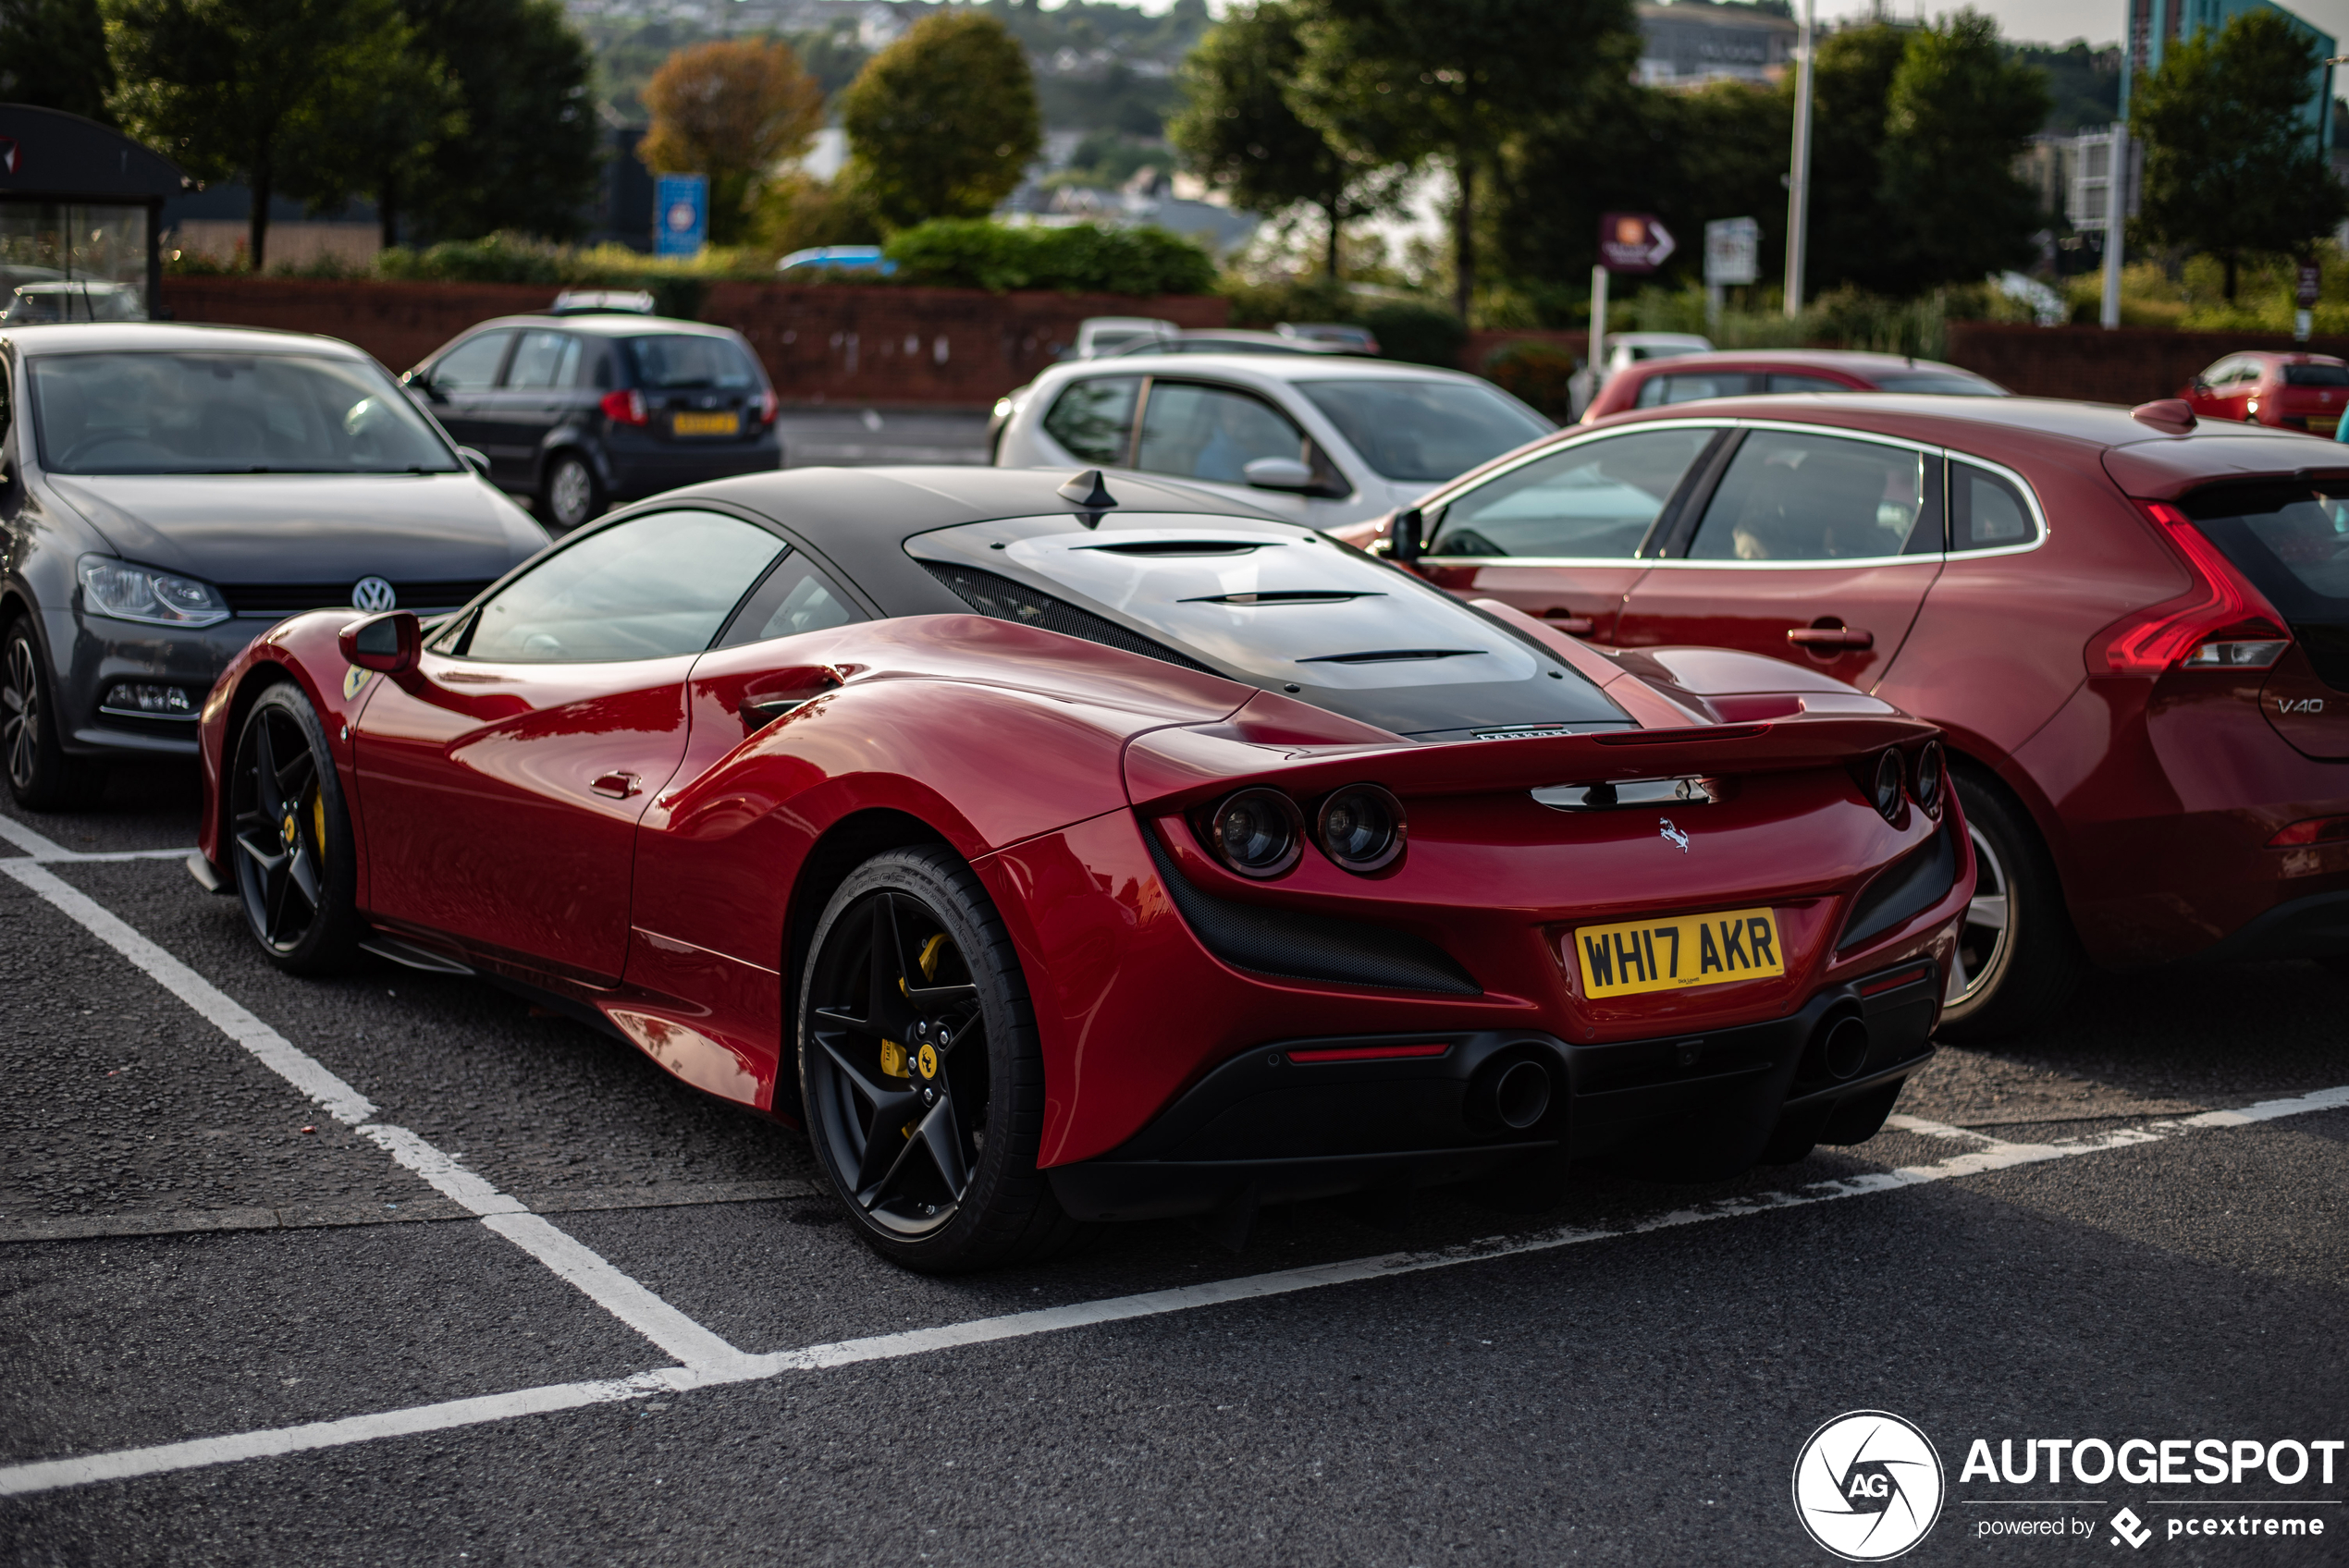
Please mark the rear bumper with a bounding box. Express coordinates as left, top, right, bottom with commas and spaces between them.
1045, 967, 1938, 1223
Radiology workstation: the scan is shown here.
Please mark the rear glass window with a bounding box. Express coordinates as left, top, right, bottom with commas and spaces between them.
2183, 484, 2349, 685
1295, 378, 1552, 483
907, 513, 1629, 740
626, 335, 759, 390
1950, 462, 2036, 551
1765, 374, 1850, 394
1635, 373, 1753, 407
1870, 371, 2005, 396
2282, 364, 2349, 387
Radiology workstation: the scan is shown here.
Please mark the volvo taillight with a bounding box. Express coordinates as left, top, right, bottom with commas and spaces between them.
2089, 501, 2293, 675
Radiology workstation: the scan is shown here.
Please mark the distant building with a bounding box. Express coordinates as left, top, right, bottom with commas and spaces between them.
1635, 1, 1797, 89
2121, 0, 2335, 151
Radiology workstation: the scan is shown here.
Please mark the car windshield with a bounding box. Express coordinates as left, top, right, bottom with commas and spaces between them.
626, 334, 760, 389
1296, 378, 1553, 483
28, 351, 462, 475
2282, 364, 2349, 386
1869, 372, 2006, 396
907, 512, 1630, 741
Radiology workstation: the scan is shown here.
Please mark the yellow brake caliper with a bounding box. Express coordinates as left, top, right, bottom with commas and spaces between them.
881, 934, 952, 1133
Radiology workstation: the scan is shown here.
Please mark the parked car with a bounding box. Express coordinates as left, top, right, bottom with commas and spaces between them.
0, 322, 548, 808
1278, 322, 1381, 353
1344, 394, 2349, 1039
2, 280, 146, 324
2178, 351, 2349, 437
190, 464, 1966, 1269
1070, 316, 1177, 359
1568, 332, 1715, 417
993, 353, 1555, 530
402, 310, 781, 532
1108, 328, 1351, 359
775, 246, 897, 277
1580, 349, 2008, 423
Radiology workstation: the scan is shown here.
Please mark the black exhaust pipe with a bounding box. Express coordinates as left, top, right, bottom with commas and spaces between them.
1480, 1057, 1553, 1131
1805, 1013, 1871, 1083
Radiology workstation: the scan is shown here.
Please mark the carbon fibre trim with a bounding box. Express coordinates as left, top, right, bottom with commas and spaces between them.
1143, 824, 1482, 996
1838, 819, 1958, 951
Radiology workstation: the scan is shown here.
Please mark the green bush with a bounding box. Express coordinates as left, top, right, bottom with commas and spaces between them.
882, 221, 1217, 296
1359, 300, 1467, 368
1482, 340, 1580, 423
377, 233, 563, 286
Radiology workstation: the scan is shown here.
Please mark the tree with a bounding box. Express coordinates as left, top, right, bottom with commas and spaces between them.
1876, 10, 2049, 289
401, 0, 602, 244
1292, 0, 1641, 323
840, 12, 1041, 232
1169, 1, 1394, 280
106, 0, 409, 270
639, 41, 823, 249
1799, 22, 1911, 298
282, 12, 462, 251
2134, 8, 2347, 300
0, 0, 115, 124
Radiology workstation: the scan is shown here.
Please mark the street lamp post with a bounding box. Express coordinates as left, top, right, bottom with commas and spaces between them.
1782, 0, 1814, 320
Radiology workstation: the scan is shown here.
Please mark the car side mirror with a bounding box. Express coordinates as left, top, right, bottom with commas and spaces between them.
1242, 456, 1315, 492
339, 609, 422, 675
456, 447, 490, 475
404, 369, 445, 402
1391, 506, 1424, 565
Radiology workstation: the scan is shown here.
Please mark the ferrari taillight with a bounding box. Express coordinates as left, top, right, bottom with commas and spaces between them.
2090, 501, 2292, 675
600, 388, 648, 426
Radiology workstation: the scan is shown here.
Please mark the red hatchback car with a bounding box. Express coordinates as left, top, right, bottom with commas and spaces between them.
2178, 351, 2349, 437
1349, 395, 2349, 1038
1582, 348, 2008, 423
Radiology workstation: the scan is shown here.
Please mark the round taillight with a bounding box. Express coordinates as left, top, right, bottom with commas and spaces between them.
1316, 784, 1407, 873
1209, 789, 1302, 877
1912, 741, 1945, 815
1872, 750, 1904, 823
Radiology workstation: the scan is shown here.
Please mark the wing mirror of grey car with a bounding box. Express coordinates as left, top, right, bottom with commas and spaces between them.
338, 609, 422, 675
1242, 456, 1316, 492
456, 447, 490, 475
403, 369, 445, 401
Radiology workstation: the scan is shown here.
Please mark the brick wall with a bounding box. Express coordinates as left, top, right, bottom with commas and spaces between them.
1944, 321, 2349, 405
158, 276, 1229, 409
1465, 328, 1587, 368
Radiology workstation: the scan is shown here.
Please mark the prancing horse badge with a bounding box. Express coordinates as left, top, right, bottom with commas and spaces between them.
1658, 817, 1690, 852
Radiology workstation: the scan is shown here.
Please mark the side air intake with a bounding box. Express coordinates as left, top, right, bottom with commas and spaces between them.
1838, 820, 1959, 951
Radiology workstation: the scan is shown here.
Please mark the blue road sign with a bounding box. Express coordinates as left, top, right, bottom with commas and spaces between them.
655, 174, 707, 258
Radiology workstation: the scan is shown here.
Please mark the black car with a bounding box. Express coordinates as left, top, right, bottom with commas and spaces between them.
402, 309, 782, 531
0, 321, 550, 808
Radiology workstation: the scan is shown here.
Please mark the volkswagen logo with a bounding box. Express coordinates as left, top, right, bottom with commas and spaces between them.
351, 577, 398, 612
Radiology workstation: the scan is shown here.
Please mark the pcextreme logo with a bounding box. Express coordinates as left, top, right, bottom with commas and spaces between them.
1792, 1410, 1946, 1561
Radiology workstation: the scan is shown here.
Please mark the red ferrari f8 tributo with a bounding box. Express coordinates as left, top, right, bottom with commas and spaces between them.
191, 466, 1971, 1270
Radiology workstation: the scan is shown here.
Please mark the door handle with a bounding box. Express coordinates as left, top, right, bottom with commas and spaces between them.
1787, 626, 1875, 651
590, 770, 641, 799
1541, 607, 1596, 635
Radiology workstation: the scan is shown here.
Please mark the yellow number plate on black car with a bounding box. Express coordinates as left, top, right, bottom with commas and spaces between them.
672, 410, 740, 436
1574, 907, 1784, 998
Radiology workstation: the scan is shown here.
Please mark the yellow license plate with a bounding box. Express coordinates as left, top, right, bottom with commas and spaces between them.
1574, 906, 1784, 998
672, 410, 740, 435
2309, 418, 2340, 437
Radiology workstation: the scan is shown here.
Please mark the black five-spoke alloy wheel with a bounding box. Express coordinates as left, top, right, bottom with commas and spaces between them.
228, 684, 361, 973
2, 616, 105, 810
799, 846, 1081, 1272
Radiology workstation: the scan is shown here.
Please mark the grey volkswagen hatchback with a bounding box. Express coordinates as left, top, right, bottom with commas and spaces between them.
0, 322, 549, 808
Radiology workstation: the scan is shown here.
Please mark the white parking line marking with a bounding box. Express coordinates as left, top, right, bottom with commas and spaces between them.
4, 1083, 2341, 1499
0, 815, 193, 863
0, 859, 741, 1370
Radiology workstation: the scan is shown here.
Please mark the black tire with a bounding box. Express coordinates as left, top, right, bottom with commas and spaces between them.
1936, 771, 2083, 1043
227, 683, 362, 974
796, 845, 1084, 1273
2, 614, 105, 811
541, 451, 604, 533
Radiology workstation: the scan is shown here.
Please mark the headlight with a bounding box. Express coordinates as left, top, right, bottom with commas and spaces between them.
78, 557, 229, 627
1316, 784, 1407, 873
1208, 788, 1302, 878
1911, 741, 1945, 816
1871, 750, 1904, 823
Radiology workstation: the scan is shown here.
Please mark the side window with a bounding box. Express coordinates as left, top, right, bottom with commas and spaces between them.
506, 330, 582, 390
1041, 376, 1138, 465
1688, 431, 1936, 561
1949, 461, 2037, 552
1636, 373, 1753, 408
1765, 374, 1851, 394
715, 552, 865, 647
1427, 427, 1716, 558
430, 331, 512, 393
456, 509, 782, 662
1134, 382, 1304, 484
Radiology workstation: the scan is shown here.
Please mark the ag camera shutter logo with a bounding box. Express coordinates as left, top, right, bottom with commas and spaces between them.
1792, 1410, 1945, 1561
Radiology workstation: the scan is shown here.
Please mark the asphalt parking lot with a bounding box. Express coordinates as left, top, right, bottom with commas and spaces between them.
1, 766, 2343, 1566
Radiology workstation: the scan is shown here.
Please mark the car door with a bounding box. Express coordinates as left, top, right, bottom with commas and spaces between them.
1127, 378, 1355, 528
484, 328, 583, 491
1414, 423, 1725, 641
351, 507, 787, 983
415, 329, 514, 455
1613, 424, 1944, 692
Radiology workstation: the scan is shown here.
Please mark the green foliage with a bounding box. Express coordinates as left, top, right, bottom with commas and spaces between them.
1045, 132, 1173, 191
2133, 9, 2348, 301
756, 173, 885, 258
1481, 340, 1579, 422
639, 39, 824, 248
841, 13, 1042, 232
881, 220, 1216, 296
376, 233, 563, 285
400, 0, 601, 244
0, 0, 116, 123
1876, 9, 2050, 289
1218, 272, 1353, 327
2011, 39, 2120, 134
1358, 299, 1465, 367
